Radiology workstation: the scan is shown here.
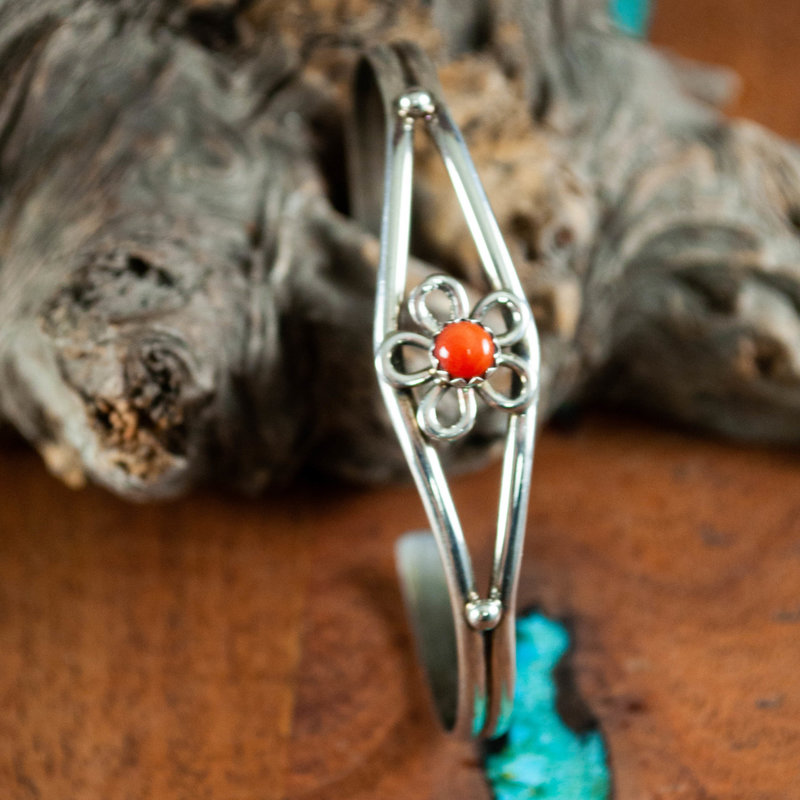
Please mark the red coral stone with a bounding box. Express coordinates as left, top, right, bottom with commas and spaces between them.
433, 321, 495, 380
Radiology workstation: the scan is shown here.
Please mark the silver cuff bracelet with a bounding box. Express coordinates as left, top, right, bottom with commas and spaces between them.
349, 42, 541, 740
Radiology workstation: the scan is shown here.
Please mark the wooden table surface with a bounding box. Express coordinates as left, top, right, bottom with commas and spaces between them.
3, 3, 800, 799
4, 413, 800, 799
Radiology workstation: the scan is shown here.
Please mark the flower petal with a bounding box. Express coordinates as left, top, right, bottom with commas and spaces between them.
476, 353, 537, 412
471, 291, 531, 347
409, 274, 470, 334
416, 383, 477, 441
376, 331, 436, 388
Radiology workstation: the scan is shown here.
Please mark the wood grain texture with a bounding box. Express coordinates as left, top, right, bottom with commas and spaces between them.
0, 444, 312, 799
519, 421, 800, 799
4, 0, 800, 498
650, 0, 800, 140
2, 415, 800, 799
0, 440, 489, 800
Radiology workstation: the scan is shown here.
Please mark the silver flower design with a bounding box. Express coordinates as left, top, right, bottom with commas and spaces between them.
376, 274, 537, 441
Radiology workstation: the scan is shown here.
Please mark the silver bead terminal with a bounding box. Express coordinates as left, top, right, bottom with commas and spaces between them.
396, 88, 437, 120
465, 597, 503, 631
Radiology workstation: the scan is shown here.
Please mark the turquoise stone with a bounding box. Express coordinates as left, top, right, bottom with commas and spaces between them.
484, 613, 610, 800
609, 0, 652, 36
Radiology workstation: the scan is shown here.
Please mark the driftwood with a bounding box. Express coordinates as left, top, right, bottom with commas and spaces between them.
2, 0, 800, 500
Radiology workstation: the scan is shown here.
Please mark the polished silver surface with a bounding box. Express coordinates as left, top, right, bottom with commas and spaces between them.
408, 273, 469, 334
355, 42, 540, 740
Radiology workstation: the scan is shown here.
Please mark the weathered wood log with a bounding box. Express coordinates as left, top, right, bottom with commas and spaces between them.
2, 0, 800, 499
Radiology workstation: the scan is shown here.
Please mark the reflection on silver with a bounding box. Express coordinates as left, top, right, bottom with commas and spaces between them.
376, 330, 436, 388
416, 382, 478, 441
408, 273, 470, 335
471, 290, 532, 347
476, 353, 537, 411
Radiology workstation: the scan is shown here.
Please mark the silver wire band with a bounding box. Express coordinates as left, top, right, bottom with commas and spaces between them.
350, 43, 541, 739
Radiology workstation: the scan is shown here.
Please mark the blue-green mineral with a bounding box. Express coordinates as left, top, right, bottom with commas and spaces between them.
609, 0, 652, 36
485, 613, 610, 800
